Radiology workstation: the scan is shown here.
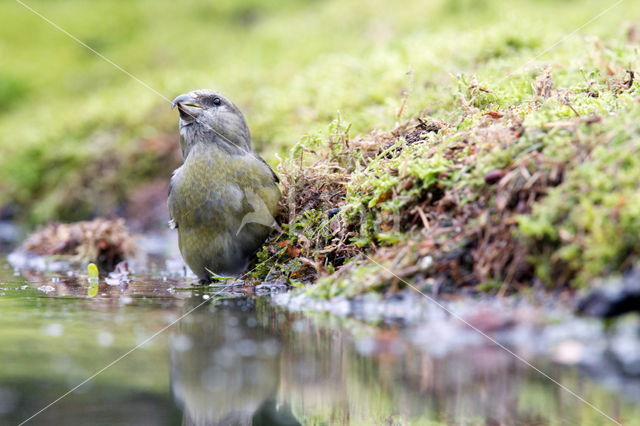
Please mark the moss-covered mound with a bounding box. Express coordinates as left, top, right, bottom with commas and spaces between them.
254, 63, 640, 296
2, 0, 640, 293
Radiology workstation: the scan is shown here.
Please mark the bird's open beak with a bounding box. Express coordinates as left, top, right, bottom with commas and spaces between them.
171, 94, 203, 122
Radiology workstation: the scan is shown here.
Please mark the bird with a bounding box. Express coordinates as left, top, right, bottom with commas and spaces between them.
168, 89, 281, 283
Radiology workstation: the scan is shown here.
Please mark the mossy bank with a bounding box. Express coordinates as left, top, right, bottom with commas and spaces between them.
253, 39, 640, 296
1, 0, 639, 295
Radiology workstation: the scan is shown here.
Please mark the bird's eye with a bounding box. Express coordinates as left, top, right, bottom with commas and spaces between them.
212, 97, 221, 106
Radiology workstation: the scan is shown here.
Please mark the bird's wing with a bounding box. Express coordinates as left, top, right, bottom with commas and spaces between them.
236, 187, 277, 235
255, 154, 280, 184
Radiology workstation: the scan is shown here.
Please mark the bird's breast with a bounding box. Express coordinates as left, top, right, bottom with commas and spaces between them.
170, 146, 242, 225
168, 143, 279, 233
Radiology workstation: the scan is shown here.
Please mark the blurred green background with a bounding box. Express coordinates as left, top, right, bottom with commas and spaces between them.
0, 0, 637, 225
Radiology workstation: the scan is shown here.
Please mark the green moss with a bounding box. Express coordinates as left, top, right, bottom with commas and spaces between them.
3, 0, 640, 293
246, 7, 640, 296
2, 0, 638, 223
0, 73, 30, 112
306, 262, 390, 300
519, 110, 640, 286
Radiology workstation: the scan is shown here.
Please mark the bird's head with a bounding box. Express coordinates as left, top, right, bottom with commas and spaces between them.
171, 90, 251, 158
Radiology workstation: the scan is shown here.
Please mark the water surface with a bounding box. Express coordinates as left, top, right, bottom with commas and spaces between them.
0, 257, 638, 425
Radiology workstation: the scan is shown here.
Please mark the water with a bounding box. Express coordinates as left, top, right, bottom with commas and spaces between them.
0, 257, 639, 425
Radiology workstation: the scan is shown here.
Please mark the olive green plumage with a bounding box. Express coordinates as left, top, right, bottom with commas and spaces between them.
168, 90, 280, 282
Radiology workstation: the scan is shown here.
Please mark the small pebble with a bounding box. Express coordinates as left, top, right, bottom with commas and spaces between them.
327, 207, 340, 218
484, 169, 506, 184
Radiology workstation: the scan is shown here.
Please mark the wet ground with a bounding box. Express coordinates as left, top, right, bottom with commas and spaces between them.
0, 246, 639, 425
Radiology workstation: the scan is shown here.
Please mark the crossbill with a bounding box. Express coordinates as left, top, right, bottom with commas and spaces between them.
169, 90, 280, 282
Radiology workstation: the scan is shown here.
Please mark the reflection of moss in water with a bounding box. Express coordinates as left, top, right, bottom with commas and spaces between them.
0, 296, 171, 391
1, 379, 181, 425
1, 273, 639, 425
518, 370, 640, 426
0, 272, 180, 423
274, 308, 640, 425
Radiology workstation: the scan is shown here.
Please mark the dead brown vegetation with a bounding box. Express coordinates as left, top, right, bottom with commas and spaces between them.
20, 218, 135, 271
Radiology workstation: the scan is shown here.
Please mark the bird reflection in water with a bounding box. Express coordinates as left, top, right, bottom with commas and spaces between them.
170, 296, 300, 426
